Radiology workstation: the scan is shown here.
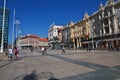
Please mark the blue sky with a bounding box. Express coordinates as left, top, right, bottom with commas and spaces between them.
0, 0, 106, 44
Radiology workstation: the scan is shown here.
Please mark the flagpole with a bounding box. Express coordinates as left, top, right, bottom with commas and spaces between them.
12, 9, 15, 49
0, 0, 6, 53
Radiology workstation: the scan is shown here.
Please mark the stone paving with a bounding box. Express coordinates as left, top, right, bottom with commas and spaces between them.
0, 49, 120, 80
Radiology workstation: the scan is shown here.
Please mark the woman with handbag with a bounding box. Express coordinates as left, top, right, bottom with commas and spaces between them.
13, 47, 19, 59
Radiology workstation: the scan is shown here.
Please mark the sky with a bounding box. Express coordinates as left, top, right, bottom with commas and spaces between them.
0, 0, 106, 44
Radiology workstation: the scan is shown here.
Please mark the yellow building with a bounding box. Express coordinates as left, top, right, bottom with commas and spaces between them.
70, 13, 91, 49
70, 0, 120, 49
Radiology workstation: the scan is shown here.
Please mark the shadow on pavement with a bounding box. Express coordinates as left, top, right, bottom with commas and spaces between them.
112, 65, 120, 70
23, 71, 37, 80
48, 77, 58, 80
60, 69, 120, 80
13, 71, 58, 80
37, 71, 58, 80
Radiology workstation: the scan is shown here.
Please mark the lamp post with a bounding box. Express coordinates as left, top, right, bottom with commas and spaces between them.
17, 30, 22, 49
92, 33, 94, 49
0, 0, 6, 53
15, 20, 20, 47
15, 20, 20, 39
91, 27, 94, 49
12, 9, 15, 49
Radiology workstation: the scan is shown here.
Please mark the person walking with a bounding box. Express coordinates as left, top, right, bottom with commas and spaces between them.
44, 47, 47, 54
109, 44, 113, 51
30, 47, 33, 53
41, 47, 45, 55
116, 44, 119, 51
62, 46, 65, 53
13, 47, 19, 60
87, 44, 91, 52
8, 46, 13, 60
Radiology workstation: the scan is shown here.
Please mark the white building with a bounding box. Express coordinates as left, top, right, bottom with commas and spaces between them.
89, 0, 120, 49
48, 24, 63, 49
48, 24, 63, 41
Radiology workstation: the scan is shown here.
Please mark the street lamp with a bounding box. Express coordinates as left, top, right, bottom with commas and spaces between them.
12, 9, 16, 49
92, 32, 94, 49
15, 20, 20, 39
91, 27, 94, 49
0, 0, 6, 53
15, 19, 20, 47
17, 29, 22, 49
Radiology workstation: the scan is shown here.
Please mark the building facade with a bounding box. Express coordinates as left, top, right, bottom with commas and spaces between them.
0, 8, 10, 50
39, 38, 49, 48
17, 34, 48, 49
62, 21, 74, 49
70, 0, 120, 49
47, 0, 120, 50
48, 24, 63, 49
70, 13, 91, 49
89, 0, 120, 49
57, 27, 63, 49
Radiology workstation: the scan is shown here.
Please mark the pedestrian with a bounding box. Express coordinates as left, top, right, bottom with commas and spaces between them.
87, 44, 91, 52
116, 44, 119, 51
13, 47, 19, 60
41, 47, 45, 55
110, 44, 113, 51
7, 46, 13, 60
30, 47, 33, 53
62, 46, 65, 53
44, 47, 47, 54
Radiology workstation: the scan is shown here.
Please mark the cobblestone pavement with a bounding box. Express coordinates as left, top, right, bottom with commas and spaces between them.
0, 49, 120, 80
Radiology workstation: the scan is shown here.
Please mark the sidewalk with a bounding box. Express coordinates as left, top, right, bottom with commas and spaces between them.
47, 49, 114, 55
0, 49, 120, 80
0, 53, 7, 61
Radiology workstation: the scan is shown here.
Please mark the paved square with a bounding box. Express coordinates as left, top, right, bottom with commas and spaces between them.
0, 49, 120, 80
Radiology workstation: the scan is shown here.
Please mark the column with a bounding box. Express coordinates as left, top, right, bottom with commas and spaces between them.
113, 17, 118, 34
100, 29, 102, 36
112, 5, 118, 33
73, 39, 76, 49
77, 38, 79, 49
103, 23, 106, 35
111, 41, 114, 48
116, 39, 119, 47
108, 19, 112, 34
79, 38, 81, 48
96, 42, 98, 48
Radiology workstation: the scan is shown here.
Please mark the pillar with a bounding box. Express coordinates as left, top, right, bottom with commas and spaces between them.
108, 19, 112, 34
73, 39, 76, 49
113, 17, 118, 33
112, 6, 118, 33
77, 38, 79, 49
103, 23, 106, 35
79, 38, 81, 48
116, 39, 119, 47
